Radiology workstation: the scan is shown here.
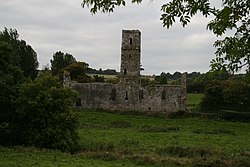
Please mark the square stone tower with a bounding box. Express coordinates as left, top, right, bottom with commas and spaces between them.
120, 30, 141, 85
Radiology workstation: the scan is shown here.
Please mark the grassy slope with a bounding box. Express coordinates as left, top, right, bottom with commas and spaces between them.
1, 110, 249, 166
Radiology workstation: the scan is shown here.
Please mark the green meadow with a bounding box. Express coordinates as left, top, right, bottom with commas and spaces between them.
1, 107, 250, 166
186, 93, 204, 110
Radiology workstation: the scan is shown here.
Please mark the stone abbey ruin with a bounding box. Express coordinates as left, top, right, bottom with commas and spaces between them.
64, 30, 186, 113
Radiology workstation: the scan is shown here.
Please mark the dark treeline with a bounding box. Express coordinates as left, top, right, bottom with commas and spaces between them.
86, 68, 118, 75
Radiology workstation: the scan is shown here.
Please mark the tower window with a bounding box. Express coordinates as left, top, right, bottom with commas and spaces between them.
129, 54, 132, 59
125, 92, 128, 100
161, 90, 166, 100
124, 69, 127, 75
130, 38, 133, 45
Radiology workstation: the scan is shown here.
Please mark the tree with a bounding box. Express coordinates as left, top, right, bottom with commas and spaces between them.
93, 75, 105, 82
155, 72, 168, 84
0, 42, 24, 125
50, 51, 76, 75
13, 72, 79, 152
199, 79, 223, 111
81, 0, 250, 73
0, 28, 39, 79
18, 40, 39, 79
59, 61, 91, 83
222, 79, 247, 109
0, 28, 38, 145
199, 73, 250, 112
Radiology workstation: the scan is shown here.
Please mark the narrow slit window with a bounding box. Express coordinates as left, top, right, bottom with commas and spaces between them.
130, 38, 133, 45
124, 69, 127, 75
125, 92, 128, 100
161, 90, 166, 100
129, 54, 132, 59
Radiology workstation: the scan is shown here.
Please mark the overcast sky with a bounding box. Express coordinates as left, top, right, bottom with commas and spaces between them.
0, 0, 219, 75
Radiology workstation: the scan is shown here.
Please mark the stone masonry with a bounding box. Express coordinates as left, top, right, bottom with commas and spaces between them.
64, 30, 186, 113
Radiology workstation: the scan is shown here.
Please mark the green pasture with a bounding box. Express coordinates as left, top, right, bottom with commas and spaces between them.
186, 93, 204, 110
1, 108, 249, 166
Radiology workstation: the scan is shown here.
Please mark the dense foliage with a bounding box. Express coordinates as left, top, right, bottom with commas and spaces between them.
155, 72, 168, 84
13, 73, 79, 151
200, 73, 250, 111
0, 28, 38, 79
0, 28, 80, 152
50, 51, 76, 75
59, 61, 91, 83
86, 68, 118, 75
81, 0, 250, 73
187, 70, 230, 93
0, 28, 38, 131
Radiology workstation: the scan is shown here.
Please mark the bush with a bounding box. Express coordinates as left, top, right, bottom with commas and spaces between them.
12, 72, 79, 152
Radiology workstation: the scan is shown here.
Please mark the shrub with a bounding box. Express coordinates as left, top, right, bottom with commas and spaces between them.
12, 72, 79, 152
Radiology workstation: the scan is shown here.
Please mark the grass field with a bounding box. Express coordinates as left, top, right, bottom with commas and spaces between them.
186, 93, 204, 111
1, 109, 250, 166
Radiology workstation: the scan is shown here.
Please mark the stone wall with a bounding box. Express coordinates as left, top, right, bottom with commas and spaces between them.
68, 82, 117, 110
65, 80, 186, 113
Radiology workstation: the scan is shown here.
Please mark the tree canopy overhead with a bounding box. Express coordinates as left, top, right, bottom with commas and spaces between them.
81, 0, 250, 73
